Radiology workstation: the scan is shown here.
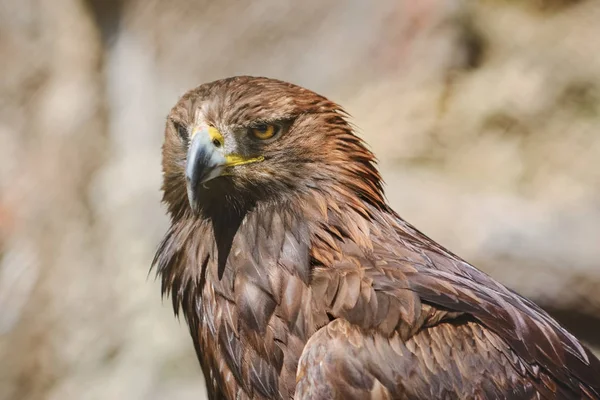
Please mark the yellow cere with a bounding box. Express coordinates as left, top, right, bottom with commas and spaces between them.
207, 126, 224, 146
191, 124, 265, 167
251, 124, 276, 140
191, 125, 224, 146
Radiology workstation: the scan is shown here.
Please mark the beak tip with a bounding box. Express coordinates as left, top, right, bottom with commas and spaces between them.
186, 182, 198, 212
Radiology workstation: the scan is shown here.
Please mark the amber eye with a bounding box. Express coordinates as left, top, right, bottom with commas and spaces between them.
251, 124, 278, 140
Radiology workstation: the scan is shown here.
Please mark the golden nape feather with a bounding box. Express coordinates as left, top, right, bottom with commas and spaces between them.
153, 76, 600, 399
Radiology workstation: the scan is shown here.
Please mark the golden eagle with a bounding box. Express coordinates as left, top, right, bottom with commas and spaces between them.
153, 76, 600, 399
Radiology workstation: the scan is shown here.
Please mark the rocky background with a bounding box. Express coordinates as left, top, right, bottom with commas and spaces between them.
1, 0, 599, 399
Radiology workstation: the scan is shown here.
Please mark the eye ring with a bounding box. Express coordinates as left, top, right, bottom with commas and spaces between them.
250, 124, 279, 140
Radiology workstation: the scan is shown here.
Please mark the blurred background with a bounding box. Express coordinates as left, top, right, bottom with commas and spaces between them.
1, 0, 599, 399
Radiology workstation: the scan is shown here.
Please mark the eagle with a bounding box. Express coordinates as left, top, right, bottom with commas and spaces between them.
153, 76, 600, 399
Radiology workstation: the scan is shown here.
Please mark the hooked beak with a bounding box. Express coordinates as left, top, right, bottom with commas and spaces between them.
185, 125, 264, 211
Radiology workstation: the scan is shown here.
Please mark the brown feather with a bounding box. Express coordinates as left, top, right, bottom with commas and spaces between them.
154, 76, 600, 399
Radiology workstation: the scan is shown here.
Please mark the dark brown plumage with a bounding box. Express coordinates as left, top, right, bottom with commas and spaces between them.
153, 76, 600, 399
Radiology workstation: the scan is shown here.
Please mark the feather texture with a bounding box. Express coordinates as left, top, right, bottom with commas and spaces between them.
154, 76, 600, 399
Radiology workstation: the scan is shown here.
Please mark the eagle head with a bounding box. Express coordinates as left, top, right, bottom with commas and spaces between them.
161, 76, 385, 221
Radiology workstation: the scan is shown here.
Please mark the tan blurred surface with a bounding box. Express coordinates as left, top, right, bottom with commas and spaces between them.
0, 1, 599, 399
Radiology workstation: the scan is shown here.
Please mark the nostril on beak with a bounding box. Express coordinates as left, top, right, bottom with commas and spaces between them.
212, 138, 222, 148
